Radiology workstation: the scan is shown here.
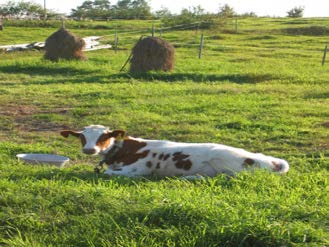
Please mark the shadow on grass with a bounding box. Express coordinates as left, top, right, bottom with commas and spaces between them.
0, 63, 95, 77
1, 58, 285, 84
4, 163, 165, 186
0, 58, 282, 84
1, 66, 281, 85
246, 35, 276, 40
283, 25, 329, 36
5, 160, 233, 187
109, 72, 278, 84
303, 91, 329, 99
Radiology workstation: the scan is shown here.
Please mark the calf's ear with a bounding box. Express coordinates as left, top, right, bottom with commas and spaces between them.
110, 130, 126, 139
60, 130, 81, 138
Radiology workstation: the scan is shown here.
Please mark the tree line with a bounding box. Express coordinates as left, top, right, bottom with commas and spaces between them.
71, 0, 152, 20
0, 0, 305, 21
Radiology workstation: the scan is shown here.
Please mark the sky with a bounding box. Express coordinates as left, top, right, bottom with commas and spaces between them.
3, 0, 328, 17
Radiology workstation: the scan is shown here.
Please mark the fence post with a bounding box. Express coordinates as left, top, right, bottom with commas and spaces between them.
152, 21, 155, 37
114, 31, 118, 53
322, 45, 327, 66
43, 0, 47, 21
61, 17, 65, 28
235, 16, 238, 33
199, 33, 204, 59
195, 22, 200, 36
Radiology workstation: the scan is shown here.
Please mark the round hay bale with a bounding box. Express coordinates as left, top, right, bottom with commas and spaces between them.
130, 36, 174, 73
44, 27, 86, 61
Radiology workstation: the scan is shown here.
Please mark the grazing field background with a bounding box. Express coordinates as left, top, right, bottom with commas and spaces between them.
0, 17, 328, 246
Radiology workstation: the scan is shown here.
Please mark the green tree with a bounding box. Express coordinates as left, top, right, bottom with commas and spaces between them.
71, 0, 112, 19
92, 0, 112, 18
130, 0, 151, 19
71, 0, 151, 20
116, 0, 130, 8
112, 0, 131, 19
154, 6, 172, 19
113, 0, 151, 19
94, 0, 111, 10
287, 6, 304, 18
218, 4, 236, 17
161, 5, 213, 29
0, 0, 44, 18
240, 12, 257, 17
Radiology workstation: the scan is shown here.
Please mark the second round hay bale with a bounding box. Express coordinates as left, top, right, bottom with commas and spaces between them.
130, 36, 175, 73
44, 27, 86, 61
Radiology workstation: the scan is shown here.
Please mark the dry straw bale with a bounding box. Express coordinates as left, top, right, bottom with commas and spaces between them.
44, 27, 86, 61
130, 36, 175, 73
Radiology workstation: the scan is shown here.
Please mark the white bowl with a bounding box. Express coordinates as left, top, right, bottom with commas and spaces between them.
16, 153, 69, 168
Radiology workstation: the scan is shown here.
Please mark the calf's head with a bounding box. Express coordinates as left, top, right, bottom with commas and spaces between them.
60, 125, 125, 155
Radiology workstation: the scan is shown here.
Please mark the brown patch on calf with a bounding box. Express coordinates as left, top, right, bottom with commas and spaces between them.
163, 154, 170, 160
172, 152, 192, 170
104, 138, 150, 166
146, 161, 153, 168
158, 153, 170, 161
243, 158, 255, 167
156, 162, 161, 169
95, 133, 112, 150
60, 130, 81, 138
60, 130, 87, 147
173, 152, 189, 160
272, 161, 282, 172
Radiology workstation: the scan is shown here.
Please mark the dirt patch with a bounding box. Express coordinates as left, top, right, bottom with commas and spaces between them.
0, 104, 71, 132
319, 141, 329, 150
317, 122, 329, 151
283, 26, 329, 36
319, 121, 329, 128
15, 118, 70, 132
0, 104, 38, 116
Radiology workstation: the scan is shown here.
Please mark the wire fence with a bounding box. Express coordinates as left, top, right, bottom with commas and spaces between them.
2, 17, 327, 65
92, 20, 326, 59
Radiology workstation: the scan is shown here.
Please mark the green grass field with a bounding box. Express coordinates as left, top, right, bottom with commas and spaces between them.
0, 17, 328, 246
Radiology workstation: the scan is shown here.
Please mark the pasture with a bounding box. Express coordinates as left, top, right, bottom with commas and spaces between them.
0, 17, 328, 246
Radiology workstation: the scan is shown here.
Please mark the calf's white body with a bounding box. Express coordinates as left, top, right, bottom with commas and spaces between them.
60, 125, 289, 177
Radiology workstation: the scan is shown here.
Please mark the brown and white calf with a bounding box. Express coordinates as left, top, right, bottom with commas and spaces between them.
60, 125, 289, 177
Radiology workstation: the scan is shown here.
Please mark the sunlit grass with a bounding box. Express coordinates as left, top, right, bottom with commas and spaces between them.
0, 18, 328, 246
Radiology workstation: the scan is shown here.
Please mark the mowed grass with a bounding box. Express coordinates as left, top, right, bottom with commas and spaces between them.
0, 18, 328, 246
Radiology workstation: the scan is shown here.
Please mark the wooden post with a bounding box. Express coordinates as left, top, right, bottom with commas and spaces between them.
322, 45, 327, 66
61, 17, 65, 28
114, 31, 118, 53
235, 16, 238, 33
43, 0, 47, 21
195, 22, 200, 35
120, 35, 144, 72
120, 52, 133, 72
151, 21, 155, 37
199, 34, 204, 59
